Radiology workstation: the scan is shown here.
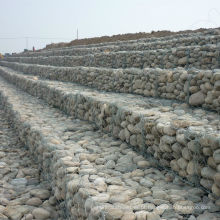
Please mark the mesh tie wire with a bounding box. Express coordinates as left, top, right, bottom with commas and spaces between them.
186, 48, 190, 70
186, 74, 192, 105
154, 72, 159, 98
218, 44, 220, 68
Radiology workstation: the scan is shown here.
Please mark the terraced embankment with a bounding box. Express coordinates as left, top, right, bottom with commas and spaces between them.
5, 44, 220, 69
43, 28, 219, 50
0, 61, 219, 112
0, 27, 220, 220
14, 33, 220, 57
0, 72, 219, 219
0, 108, 61, 220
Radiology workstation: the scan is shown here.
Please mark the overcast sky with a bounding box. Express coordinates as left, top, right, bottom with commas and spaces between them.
0, 0, 220, 54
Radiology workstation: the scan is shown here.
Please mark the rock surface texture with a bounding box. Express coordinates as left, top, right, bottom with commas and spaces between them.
4, 43, 220, 70
0, 109, 61, 220
0, 27, 220, 220
0, 61, 219, 112
10, 33, 220, 57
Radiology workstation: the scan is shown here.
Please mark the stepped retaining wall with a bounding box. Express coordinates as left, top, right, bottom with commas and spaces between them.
27, 28, 220, 52
1, 61, 219, 112
13, 35, 220, 57
5, 44, 220, 70
0, 66, 220, 199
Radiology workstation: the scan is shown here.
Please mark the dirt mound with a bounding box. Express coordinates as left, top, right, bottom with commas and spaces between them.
44, 28, 208, 50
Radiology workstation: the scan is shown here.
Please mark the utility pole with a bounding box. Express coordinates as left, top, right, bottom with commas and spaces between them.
25, 37, 29, 50
77, 29, 78, 40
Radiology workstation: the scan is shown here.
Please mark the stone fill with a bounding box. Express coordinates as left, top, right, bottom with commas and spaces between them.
5, 43, 220, 70
0, 76, 219, 219
0, 61, 219, 112
0, 67, 219, 200
0, 27, 220, 220
0, 109, 61, 220
12, 35, 220, 58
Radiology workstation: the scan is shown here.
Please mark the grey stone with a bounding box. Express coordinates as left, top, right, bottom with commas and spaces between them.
189, 91, 205, 106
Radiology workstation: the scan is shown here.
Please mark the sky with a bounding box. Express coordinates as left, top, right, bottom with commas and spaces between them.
0, 0, 220, 54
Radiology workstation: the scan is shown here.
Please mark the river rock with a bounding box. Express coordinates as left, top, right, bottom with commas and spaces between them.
32, 208, 50, 219
189, 91, 205, 106
173, 200, 194, 214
